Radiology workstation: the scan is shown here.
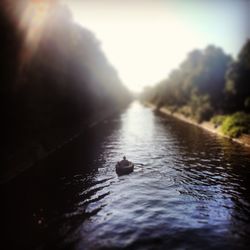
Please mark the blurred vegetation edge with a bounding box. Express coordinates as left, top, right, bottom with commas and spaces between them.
144, 102, 250, 148
140, 41, 250, 148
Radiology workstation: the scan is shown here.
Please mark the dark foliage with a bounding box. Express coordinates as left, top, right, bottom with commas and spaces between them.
1, 1, 131, 175
141, 41, 250, 126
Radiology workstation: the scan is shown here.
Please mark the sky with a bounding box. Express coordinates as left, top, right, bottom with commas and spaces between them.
63, 0, 249, 92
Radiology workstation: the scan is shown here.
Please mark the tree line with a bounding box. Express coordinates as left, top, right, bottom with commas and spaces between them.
141, 41, 250, 137
1, 0, 131, 175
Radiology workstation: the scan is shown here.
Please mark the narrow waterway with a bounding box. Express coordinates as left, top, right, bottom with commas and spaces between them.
2, 102, 250, 249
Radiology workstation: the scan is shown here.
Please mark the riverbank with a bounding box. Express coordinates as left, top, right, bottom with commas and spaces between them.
145, 102, 250, 148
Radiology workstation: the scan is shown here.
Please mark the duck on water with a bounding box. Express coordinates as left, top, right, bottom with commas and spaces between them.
116, 156, 134, 176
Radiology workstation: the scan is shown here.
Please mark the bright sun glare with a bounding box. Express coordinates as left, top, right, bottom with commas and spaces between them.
64, 0, 248, 93
17, 0, 54, 67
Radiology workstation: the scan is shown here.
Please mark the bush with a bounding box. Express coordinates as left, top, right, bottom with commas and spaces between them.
220, 112, 250, 138
194, 104, 213, 123
179, 106, 192, 117
211, 115, 227, 128
189, 93, 213, 123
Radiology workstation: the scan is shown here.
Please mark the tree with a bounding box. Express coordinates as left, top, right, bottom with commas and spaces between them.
141, 45, 232, 121
225, 40, 250, 112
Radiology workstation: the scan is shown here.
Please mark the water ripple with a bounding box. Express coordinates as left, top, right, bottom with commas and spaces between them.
60, 102, 250, 249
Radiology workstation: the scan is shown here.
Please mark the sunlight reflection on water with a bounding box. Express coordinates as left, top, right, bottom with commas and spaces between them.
60, 102, 250, 250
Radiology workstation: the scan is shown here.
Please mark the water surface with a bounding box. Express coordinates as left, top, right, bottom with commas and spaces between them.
2, 102, 250, 249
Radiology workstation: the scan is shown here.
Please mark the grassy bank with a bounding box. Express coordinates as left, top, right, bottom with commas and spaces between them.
144, 102, 250, 148
211, 113, 250, 138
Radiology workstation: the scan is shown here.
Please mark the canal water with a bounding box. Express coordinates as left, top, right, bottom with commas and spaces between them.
2, 102, 250, 249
